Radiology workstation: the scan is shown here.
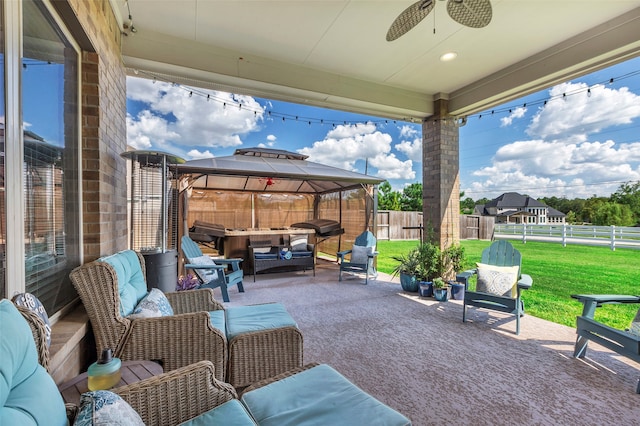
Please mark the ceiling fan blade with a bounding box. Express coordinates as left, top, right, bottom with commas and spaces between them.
386, 0, 435, 42
447, 0, 492, 28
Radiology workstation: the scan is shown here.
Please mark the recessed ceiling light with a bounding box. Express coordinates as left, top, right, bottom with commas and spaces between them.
440, 52, 458, 62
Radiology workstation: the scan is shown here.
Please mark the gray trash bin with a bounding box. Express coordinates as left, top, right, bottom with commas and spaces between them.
141, 249, 178, 293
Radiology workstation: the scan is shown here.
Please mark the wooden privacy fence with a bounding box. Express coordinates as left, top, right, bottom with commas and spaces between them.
376, 212, 494, 241
460, 215, 495, 240
376, 211, 422, 240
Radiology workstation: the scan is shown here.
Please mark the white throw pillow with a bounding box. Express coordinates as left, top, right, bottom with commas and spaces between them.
189, 255, 219, 282
475, 263, 519, 298
252, 247, 272, 254
290, 235, 308, 252
350, 245, 373, 264
128, 288, 174, 319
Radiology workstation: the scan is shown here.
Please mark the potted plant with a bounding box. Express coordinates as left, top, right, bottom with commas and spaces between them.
432, 277, 449, 302
440, 244, 467, 300
392, 249, 420, 292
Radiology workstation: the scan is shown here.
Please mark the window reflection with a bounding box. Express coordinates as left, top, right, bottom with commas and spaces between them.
0, 4, 5, 297
22, 0, 80, 313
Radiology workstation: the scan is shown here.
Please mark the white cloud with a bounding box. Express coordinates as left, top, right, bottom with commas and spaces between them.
186, 149, 215, 159
369, 153, 415, 180
126, 110, 180, 150
500, 106, 527, 127
464, 80, 640, 199
126, 77, 264, 153
299, 123, 415, 180
466, 139, 640, 199
399, 125, 419, 138
527, 82, 640, 140
395, 138, 422, 162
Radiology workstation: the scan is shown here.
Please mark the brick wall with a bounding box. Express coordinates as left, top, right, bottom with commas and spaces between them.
422, 99, 460, 248
68, 0, 129, 261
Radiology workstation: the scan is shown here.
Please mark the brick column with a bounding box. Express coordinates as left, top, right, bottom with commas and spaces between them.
422, 99, 460, 248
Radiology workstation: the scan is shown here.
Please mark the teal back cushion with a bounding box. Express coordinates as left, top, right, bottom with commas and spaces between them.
100, 250, 148, 316
0, 300, 67, 425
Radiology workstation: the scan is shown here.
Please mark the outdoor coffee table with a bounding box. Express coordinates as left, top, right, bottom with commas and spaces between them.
58, 360, 163, 405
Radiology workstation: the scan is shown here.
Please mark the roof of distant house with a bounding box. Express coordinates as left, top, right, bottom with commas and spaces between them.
476, 192, 566, 217
484, 192, 547, 209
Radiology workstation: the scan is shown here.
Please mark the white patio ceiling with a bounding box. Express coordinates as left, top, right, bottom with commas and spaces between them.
114, 0, 640, 121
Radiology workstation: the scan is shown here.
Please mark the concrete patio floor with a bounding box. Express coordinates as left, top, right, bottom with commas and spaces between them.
223, 259, 639, 426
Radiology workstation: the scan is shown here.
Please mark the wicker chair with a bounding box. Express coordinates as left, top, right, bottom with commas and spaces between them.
69, 251, 227, 380
7, 297, 241, 426
70, 250, 304, 388
10, 298, 408, 425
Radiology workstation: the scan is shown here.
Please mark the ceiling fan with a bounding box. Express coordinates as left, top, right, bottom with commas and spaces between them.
386, 0, 492, 41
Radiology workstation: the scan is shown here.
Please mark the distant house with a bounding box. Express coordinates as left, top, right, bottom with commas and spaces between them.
474, 192, 566, 224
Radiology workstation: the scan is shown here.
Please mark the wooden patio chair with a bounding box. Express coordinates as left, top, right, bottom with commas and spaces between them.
456, 240, 533, 335
337, 230, 378, 284
181, 235, 244, 302
571, 294, 640, 393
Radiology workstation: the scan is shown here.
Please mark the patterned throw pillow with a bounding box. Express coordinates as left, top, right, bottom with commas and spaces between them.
290, 235, 308, 252
189, 255, 219, 282
475, 263, 519, 298
12, 292, 52, 347
74, 390, 144, 426
350, 245, 373, 265
128, 288, 174, 319
628, 308, 640, 337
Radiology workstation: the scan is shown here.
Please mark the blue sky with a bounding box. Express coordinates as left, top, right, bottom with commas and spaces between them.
126, 56, 640, 201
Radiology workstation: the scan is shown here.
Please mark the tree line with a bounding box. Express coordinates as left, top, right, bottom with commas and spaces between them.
379, 181, 640, 226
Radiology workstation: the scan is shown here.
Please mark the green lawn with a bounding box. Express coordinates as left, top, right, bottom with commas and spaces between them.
377, 239, 639, 330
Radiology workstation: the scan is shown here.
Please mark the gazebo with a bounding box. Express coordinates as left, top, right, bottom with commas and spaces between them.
175, 148, 384, 265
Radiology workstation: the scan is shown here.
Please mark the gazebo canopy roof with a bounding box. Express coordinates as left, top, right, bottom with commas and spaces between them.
177, 148, 383, 195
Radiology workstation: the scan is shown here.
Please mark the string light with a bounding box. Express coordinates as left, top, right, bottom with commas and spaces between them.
131, 68, 640, 128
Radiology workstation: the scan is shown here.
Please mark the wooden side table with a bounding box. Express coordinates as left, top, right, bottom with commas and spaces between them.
58, 360, 163, 405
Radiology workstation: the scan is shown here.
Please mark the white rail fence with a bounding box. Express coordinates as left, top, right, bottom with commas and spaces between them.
493, 224, 640, 250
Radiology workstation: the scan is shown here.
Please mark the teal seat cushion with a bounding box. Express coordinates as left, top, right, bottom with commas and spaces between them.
100, 250, 148, 316
209, 310, 226, 335
241, 364, 411, 426
225, 303, 297, 341
179, 400, 257, 426
254, 253, 278, 260
0, 300, 67, 426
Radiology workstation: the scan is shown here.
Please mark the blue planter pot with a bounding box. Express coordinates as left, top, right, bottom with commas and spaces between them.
399, 273, 419, 292
433, 287, 449, 302
418, 281, 433, 297
450, 282, 465, 300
